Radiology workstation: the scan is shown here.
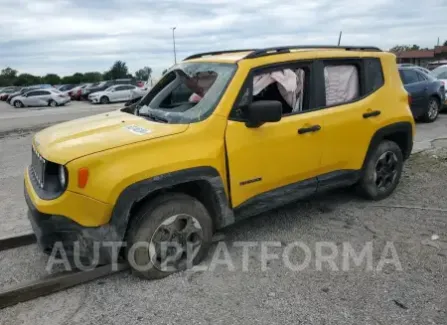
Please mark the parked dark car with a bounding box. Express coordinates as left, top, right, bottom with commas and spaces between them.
398, 67, 445, 122
58, 84, 78, 92
6, 86, 40, 103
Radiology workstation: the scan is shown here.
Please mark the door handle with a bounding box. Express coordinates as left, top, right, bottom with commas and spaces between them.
363, 110, 381, 118
298, 125, 321, 134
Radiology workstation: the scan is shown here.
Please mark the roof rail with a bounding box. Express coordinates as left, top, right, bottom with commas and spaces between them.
244, 45, 382, 59
184, 49, 257, 61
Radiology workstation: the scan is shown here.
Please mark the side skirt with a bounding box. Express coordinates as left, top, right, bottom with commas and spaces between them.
233, 170, 360, 223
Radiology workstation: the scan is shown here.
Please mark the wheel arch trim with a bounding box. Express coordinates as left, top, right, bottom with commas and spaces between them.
362, 121, 413, 172
109, 166, 234, 242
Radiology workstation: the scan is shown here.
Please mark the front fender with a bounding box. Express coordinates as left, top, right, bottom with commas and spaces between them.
109, 167, 234, 242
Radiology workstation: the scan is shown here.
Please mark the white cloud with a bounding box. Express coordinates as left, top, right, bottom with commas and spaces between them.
0, 0, 446, 77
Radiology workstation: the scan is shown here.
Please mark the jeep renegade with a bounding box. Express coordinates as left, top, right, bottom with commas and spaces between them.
25, 46, 415, 279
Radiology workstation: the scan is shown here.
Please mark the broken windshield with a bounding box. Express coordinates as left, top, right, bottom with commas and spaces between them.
137, 62, 236, 124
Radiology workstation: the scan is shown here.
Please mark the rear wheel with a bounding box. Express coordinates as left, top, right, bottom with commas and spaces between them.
357, 140, 403, 200
14, 100, 23, 108
48, 100, 57, 107
421, 97, 440, 123
100, 96, 110, 104
126, 193, 213, 280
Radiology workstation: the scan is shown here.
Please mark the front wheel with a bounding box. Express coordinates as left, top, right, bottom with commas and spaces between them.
14, 100, 24, 108
421, 97, 440, 123
357, 140, 403, 200
100, 96, 110, 104
126, 193, 213, 280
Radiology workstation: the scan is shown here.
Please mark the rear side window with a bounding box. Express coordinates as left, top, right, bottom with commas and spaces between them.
324, 64, 360, 106
399, 70, 419, 85
417, 72, 427, 81
364, 58, 384, 93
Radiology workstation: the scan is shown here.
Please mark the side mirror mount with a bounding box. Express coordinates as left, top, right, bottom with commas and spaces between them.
244, 100, 282, 128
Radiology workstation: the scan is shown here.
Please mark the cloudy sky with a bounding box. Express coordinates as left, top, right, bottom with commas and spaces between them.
0, 0, 446, 78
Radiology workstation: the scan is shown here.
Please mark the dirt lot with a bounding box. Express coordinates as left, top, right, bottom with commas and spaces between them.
0, 132, 446, 324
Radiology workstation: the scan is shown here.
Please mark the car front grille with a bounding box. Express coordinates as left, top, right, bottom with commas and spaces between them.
31, 146, 46, 188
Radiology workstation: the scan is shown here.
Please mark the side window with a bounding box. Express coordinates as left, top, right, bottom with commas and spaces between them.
417, 72, 427, 81
365, 58, 384, 93
399, 70, 419, 85
160, 71, 218, 108
115, 86, 126, 91
40, 91, 50, 95
231, 66, 310, 119
124, 85, 136, 90
437, 71, 447, 79
324, 64, 360, 106
27, 91, 39, 97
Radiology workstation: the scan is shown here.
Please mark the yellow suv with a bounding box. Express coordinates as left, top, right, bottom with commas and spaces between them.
24, 46, 415, 278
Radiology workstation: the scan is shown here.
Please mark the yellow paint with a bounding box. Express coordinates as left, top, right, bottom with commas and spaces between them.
25, 48, 415, 227
25, 168, 112, 227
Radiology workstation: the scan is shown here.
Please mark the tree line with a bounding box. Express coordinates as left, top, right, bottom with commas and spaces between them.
0, 61, 152, 87
390, 40, 447, 53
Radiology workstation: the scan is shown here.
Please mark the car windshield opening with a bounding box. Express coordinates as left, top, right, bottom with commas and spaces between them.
137, 62, 236, 124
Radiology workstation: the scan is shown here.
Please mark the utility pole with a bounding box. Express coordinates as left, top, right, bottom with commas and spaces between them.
338, 31, 342, 46
171, 27, 177, 64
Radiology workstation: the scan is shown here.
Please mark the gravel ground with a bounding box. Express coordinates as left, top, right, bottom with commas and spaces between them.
0, 137, 446, 324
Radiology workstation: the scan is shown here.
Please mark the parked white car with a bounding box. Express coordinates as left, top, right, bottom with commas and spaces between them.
88, 84, 143, 104
11, 89, 70, 108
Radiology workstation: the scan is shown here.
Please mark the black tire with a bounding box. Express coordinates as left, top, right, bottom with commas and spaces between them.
357, 140, 403, 200
100, 96, 110, 104
125, 193, 213, 280
14, 100, 24, 108
421, 96, 440, 123
48, 100, 57, 107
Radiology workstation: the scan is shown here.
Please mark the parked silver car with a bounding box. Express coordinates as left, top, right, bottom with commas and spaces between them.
11, 89, 70, 108
88, 84, 142, 104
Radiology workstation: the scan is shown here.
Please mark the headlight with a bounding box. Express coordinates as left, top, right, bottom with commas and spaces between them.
58, 165, 67, 188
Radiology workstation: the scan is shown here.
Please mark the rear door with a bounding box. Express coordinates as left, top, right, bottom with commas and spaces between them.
316, 58, 386, 185
36, 90, 52, 106
399, 69, 426, 117
121, 85, 136, 101
112, 85, 128, 101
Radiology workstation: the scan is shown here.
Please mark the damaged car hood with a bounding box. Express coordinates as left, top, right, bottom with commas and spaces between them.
33, 110, 188, 164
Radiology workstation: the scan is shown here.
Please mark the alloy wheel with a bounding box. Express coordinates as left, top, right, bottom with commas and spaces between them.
149, 214, 203, 272
428, 99, 439, 120
374, 151, 398, 192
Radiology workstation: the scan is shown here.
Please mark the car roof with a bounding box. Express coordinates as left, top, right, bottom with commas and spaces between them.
184, 45, 384, 63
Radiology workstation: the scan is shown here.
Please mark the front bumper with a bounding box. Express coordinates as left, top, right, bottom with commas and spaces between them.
24, 167, 119, 264
89, 97, 100, 103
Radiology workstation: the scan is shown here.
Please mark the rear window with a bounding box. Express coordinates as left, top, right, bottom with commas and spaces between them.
365, 58, 384, 93
399, 70, 419, 85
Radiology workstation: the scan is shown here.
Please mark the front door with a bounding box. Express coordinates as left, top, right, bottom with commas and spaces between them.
225, 62, 324, 214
